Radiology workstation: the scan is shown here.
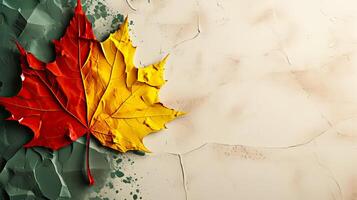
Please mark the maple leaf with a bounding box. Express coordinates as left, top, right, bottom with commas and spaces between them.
0, 0, 183, 185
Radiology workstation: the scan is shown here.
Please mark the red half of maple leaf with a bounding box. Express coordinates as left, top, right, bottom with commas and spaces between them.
0, 0, 96, 185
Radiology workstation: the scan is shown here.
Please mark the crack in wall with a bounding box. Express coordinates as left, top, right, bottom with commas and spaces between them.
169, 140, 347, 200
312, 143, 344, 200
172, 15, 201, 49
126, 0, 137, 11
178, 154, 188, 200
171, 124, 333, 158
168, 152, 188, 200
165, 126, 332, 200
269, 5, 343, 139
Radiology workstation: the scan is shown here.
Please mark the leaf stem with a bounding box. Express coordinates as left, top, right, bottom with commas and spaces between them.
86, 132, 95, 185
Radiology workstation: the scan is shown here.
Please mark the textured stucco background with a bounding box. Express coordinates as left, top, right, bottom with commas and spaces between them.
113, 0, 357, 199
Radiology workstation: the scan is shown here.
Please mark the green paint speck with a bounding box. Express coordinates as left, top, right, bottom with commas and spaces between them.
116, 158, 122, 164
115, 170, 124, 178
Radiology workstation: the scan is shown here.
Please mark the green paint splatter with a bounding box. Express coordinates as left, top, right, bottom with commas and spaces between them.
99, 153, 143, 200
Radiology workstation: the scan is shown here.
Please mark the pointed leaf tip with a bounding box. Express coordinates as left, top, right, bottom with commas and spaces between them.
75, 0, 83, 13
164, 54, 170, 60
14, 41, 26, 55
123, 16, 129, 26
177, 111, 186, 117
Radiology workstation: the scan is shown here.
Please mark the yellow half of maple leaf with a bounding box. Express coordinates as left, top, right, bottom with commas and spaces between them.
82, 18, 184, 153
